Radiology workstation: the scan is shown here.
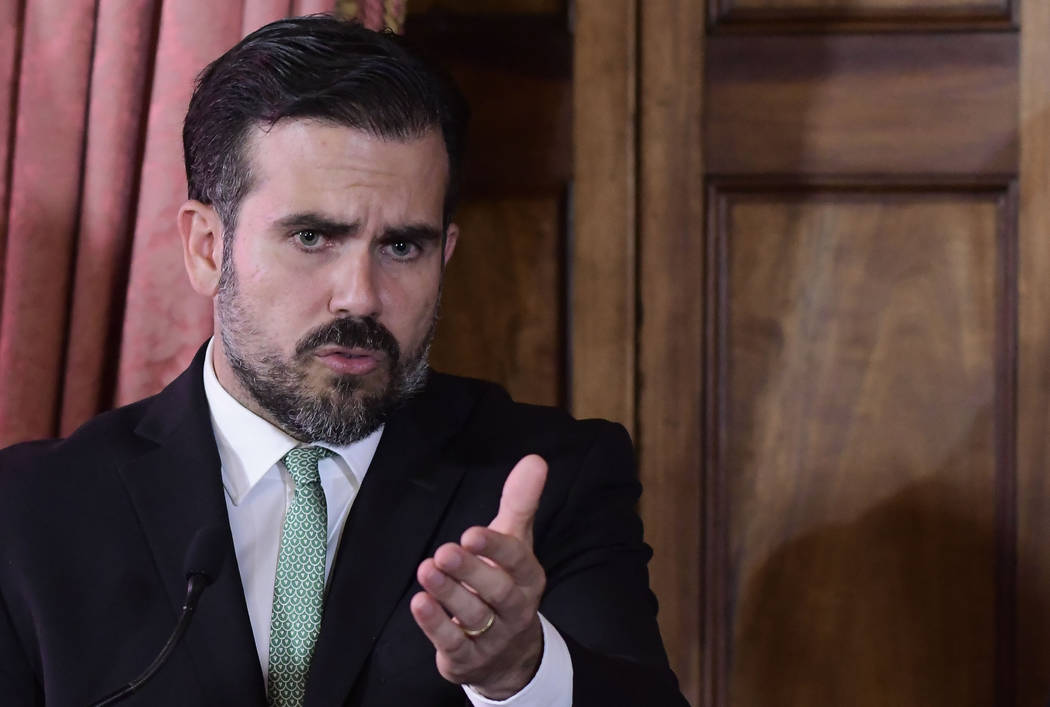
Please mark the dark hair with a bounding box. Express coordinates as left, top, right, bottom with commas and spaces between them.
183, 15, 469, 234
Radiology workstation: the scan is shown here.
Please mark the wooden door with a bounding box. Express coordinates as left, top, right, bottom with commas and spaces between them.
576, 0, 1050, 705
407, 1, 1050, 704
704, 15, 1019, 704
405, 0, 572, 409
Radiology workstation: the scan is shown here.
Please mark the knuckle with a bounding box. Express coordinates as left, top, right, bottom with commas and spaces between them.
464, 600, 490, 624
489, 576, 517, 607
498, 541, 524, 569
434, 543, 461, 566
436, 654, 466, 683
439, 631, 469, 657
461, 525, 486, 547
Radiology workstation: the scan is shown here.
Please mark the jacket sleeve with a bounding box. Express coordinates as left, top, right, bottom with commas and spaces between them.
535, 421, 690, 707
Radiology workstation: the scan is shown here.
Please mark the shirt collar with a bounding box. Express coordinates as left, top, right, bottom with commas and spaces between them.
202, 338, 383, 505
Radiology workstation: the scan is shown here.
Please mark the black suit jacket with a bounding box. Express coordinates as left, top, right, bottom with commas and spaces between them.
0, 346, 687, 706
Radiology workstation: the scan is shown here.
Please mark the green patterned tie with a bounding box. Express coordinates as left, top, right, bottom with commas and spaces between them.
267, 446, 333, 707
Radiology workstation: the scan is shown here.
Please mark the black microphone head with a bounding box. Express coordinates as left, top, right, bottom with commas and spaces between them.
184, 526, 227, 586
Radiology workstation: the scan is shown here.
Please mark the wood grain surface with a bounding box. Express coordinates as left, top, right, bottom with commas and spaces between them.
571, 0, 637, 431
705, 33, 1017, 176
449, 60, 571, 196
637, 0, 706, 703
1015, 0, 1050, 704
709, 0, 1013, 29
714, 187, 1009, 706
405, 3, 570, 408
404, 12, 572, 196
729, 0, 1002, 6
431, 196, 565, 407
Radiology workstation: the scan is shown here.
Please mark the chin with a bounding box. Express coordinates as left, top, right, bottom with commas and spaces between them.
323, 367, 391, 393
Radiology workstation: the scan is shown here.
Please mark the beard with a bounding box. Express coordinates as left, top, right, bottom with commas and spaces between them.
215, 263, 434, 445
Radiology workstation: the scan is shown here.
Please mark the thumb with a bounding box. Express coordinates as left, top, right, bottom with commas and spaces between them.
489, 454, 548, 542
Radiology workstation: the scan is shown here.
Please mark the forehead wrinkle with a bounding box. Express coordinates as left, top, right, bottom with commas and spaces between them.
253, 121, 448, 185
242, 121, 449, 229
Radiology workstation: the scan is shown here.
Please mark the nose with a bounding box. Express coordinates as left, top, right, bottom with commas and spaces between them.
327, 246, 381, 319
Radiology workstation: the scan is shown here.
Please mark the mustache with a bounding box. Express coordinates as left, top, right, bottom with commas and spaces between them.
295, 317, 401, 363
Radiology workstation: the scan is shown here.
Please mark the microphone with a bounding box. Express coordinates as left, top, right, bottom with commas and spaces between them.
89, 526, 228, 707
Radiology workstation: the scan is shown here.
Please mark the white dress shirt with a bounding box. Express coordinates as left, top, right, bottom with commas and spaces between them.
201, 340, 571, 706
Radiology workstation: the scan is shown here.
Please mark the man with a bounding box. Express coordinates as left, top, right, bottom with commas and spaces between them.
0, 17, 687, 706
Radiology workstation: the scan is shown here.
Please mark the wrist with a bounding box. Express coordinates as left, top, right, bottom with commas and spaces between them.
471, 618, 544, 700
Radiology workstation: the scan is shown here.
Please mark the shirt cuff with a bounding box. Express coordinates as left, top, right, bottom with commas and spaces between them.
462, 613, 573, 707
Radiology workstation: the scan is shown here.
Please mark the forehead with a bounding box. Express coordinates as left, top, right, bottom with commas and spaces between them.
238, 119, 450, 223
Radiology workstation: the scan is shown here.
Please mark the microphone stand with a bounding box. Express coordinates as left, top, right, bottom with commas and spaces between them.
88, 572, 211, 707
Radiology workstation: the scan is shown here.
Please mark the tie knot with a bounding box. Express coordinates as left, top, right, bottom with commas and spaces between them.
282, 446, 333, 487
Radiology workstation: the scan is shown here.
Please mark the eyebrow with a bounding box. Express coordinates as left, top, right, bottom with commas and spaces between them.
274, 212, 359, 236
273, 213, 443, 244
379, 224, 444, 244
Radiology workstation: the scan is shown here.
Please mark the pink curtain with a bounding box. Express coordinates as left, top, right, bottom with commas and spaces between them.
0, 0, 404, 447
336, 0, 407, 33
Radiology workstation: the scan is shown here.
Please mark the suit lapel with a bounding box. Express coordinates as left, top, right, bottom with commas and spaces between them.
118, 347, 266, 706
305, 374, 477, 707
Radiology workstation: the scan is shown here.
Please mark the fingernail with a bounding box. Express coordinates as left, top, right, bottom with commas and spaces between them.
428, 569, 447, 587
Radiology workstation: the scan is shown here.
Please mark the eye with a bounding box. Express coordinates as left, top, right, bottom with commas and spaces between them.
294, 230, 324, 249
385, 240, 420, 260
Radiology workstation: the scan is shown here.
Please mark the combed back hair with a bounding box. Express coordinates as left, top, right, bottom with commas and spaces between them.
183, 15, 469, 235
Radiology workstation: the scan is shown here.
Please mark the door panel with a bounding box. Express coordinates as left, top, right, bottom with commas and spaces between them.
710, 0, 1013, 25
697, 0, 1023, 698
577, 0, 1050, 702
405, 3, 572, 408
720, 0, 1008, 13
580, 0, 1050, 703
693, 0, 1026, 697
714, 187, 1009, 705
705, 34, 1017, 175
433, 197, 565, 406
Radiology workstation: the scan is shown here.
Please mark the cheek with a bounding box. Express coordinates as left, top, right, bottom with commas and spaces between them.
378, 270, 442, 331
238, 248, 322, 308
229, 244, 274, 296
234, 267, 328, 340
237, 244, 281, 285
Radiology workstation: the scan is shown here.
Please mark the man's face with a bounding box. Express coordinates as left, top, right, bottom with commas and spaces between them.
212, 120, 456, 443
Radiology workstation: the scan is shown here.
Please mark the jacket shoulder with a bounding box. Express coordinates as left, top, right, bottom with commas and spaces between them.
0, 395, 157, 494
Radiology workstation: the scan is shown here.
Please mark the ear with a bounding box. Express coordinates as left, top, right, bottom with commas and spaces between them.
178, 200, 225, 297
442, 223, 459, 267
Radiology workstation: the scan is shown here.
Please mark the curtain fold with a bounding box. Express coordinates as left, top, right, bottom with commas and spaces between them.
114, 1, 245, 409
0, 2, 22, 293
0, 0, 96, 445
0, 0, 407, 446
61, 0, 159, 434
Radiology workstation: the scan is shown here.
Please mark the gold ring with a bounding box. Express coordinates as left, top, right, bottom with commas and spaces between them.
460, 612, 496, 638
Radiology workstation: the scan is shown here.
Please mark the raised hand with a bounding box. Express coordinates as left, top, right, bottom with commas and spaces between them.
410, 454, 549, 699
